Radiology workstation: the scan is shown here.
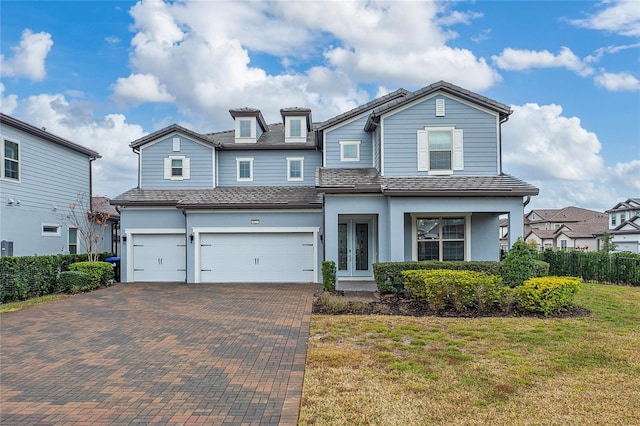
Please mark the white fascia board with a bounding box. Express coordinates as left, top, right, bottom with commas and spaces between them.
138, 131, 214, 151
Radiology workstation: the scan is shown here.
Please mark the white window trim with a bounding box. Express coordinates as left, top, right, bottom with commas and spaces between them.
68, 227, 78, 254
2, 138, 21, 182
42, 223, 61, 237
340, 140, 361, 162
287, 157, 304, 182
285, 117, 307, 143
236, 118, 256, 143
164, 155, 190, 180
412, 214, 471, 261
417, 126, 463, 175
236, 157, 254, 182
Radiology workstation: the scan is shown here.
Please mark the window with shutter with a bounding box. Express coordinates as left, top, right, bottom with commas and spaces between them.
416, 127, 463, 174
164, 155, 190, 180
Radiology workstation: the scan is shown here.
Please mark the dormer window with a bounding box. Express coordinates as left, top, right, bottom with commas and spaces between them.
281, 108, 311, 143
239, 119, 252, 138
290, 119, 302, 137
230, 108, 267, 144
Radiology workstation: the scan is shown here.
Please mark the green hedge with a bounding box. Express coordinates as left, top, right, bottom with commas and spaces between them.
0, 252, 114, 303
322, 261, 337, 292
514, 276, 581, 316
374, 261, 503, 294
69, 262, 114, 289
58, 271, 92, 294
402, 269, 508, 313
538, 250, 640, 285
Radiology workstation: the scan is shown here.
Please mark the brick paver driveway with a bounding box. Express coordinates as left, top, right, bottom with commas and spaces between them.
1, 282, 316, 425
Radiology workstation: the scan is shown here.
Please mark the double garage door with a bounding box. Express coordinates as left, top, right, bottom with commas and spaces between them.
130, 231, 315, 283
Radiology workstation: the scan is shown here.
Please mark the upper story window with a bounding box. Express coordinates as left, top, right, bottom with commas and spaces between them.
239, 120, 252, 138
287, 157, 304, 182
290, 119, 302, 137
237, 157, 254, 182
612, 215, 617, 226
340, 140, 360, 162
235, 118, 257, 143
417, 127, 463, 175
3, 139, 20, 181
285, 116, 307, 143
163, 155, 190, 180
621, 213, 626, 223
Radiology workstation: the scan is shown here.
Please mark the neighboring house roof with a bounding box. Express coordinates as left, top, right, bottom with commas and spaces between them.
316, 88, 410, 131
315, 168, 539, 197
93, 196, 120, 220
595, 216, 640, 236
606, 198, 640, 213
206, 122, 317, 150
525, 228, 557, 240
364, 81, 512, 131
129, 123, 216, 149
112, 186, 322, 210
0, 113, 101, 159
526, 206, 604, 223
556, 217, 608, 239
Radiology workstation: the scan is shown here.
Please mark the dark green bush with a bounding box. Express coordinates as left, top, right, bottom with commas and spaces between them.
537, 250, 640, 285
322, 260, 337, 292
501, 238, 536, 287
58, 271, 92, 294
402, 269, 509, 313
374, 261, 503, 294
534, 260, 550, 277
514, 276, 581, 316
69, 261, 114, 289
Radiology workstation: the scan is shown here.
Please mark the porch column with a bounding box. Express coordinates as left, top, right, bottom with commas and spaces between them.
508, 204, 525, 249
388, 202, 405, 261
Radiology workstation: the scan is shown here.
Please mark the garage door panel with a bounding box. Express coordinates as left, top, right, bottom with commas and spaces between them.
200, 232, 315, 283
132, 234, 186, 282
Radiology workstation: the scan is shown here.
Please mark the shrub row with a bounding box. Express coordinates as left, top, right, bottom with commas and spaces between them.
402, 269, 580, 316
0, 253, 114, 303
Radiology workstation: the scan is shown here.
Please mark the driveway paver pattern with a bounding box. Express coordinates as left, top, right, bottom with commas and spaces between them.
1, 282, 316, 425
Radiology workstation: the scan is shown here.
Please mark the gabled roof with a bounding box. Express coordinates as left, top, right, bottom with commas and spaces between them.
364, 81, 512, 131
206, 122, 317, 150
607, 198, 640, 213
525, 228, 557, 240
280, 107, 313, 130
111, 186, 322, 210
229, 108, 268, 132
315, 168, 539, 197
595, 216, 640, 236
526, 206, 604, 223
129, 124, 216, 149
555, 217, 608, 239
315, 88, 410, 131
0, 113, 100, 158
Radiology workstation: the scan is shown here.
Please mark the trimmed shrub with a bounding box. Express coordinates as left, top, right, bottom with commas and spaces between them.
402, 269, 509, 313
514, 276, 581, 316
322, 260, 337, 292
534, 260, 550, 277
501, 238, 536, 287
58, 271, 91, 294
69, 261, 114, 290
374, 261, 503, 294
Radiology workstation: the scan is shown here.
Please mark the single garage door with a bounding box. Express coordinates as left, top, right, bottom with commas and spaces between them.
199, 232, 315, 282
132, 234, 186, 282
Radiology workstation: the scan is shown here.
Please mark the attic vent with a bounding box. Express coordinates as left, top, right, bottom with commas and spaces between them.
173, 137, 180, 152
436, 99, 445, 117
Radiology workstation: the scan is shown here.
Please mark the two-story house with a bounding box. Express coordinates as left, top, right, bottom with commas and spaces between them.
596, 198, 640, 253
111, 81, 538, 285
0, 113, 116, 256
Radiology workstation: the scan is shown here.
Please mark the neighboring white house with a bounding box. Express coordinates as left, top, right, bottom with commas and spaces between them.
596, 198, 640, 253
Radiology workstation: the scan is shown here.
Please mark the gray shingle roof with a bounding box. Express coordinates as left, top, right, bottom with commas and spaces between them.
1, 113, 101, 158
111, 186, 322, 209
129, 123, 216, 149
315, 168, 539, 196
206, 122, 317, 150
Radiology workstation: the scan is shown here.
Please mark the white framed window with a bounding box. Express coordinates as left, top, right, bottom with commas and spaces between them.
287, 157, 304, 182
417, 127, 463, 174
68, 228, 78, 254
172, 137, 180, 152
416, 217, 465, 261
163, 155, 190, 180
340, 140, 361, 162
236, 157, 254, 182
42, 223, 61, 236
2, 139, 20, 181
561, 240, 567, 249
611, 215, 617, 226
285, 117, 306, 143
621, 213, 626, 223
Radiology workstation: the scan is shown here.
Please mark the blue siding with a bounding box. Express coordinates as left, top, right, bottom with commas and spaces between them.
324, 115, 373, 168
1, 125, 93, 256
382, 94, 499, 176
217, 150, 321, 186
140, 134, 214, 189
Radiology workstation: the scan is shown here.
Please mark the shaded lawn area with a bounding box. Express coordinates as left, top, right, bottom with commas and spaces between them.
300, 283, 640, 425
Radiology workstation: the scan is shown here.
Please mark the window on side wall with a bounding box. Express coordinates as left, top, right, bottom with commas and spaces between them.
69, 228, 78, 254
287, 157, 304, 182
416, 217, 465, 261
163, 155, 190, 180
417, 127, 463, 175
42, 224, 61, 236
3, 139, 20, 181
237, 157, 254, 181
340, 140, 360, 162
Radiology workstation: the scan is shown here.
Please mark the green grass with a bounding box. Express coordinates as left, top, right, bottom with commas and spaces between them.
300, 283, 640, 425
0, 294, 67, 314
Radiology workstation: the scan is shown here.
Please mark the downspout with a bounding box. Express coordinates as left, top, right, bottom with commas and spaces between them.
499, 113, 510, 175
181, 207, 188, 284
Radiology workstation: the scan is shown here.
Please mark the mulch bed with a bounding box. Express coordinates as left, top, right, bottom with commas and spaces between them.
313, 292, 591, 318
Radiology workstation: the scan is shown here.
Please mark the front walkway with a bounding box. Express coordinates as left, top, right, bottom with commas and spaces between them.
0, 282, 316, 425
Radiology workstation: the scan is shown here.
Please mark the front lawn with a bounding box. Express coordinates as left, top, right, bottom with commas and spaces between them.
300, 283, 640, 425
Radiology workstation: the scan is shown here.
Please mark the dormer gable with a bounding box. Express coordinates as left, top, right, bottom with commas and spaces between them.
229, 108, 268, 143
280, 107, 312, 143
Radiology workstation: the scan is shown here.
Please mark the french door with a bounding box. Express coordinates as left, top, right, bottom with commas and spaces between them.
337, 218, 373, 277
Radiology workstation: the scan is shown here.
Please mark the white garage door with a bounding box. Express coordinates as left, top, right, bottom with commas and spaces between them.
132, 234, 186, 282
199, 232, 315, 283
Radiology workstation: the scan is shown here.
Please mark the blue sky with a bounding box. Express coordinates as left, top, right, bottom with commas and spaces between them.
1, 0, 639, 211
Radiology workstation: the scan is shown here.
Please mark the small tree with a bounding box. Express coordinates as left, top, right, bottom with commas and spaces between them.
502, 237, 536, 287
600, 233, 617, 254
65, 193, 113, 262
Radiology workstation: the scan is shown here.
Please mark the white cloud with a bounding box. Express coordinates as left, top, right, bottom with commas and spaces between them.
609, 160, 640, 192
20, 93, 146, 197
584, 42, 640, 63
112, 73, 175, 104
594, 71, 640, 91
0, 83, 18, 115
492, 47, 593, 77
0, 29, 53, 81
569, 0, 640, 37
